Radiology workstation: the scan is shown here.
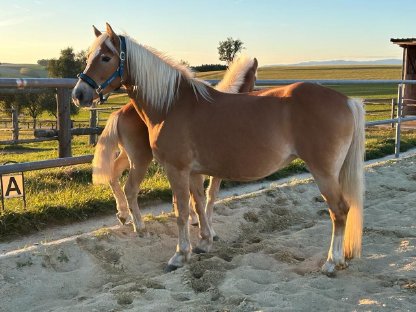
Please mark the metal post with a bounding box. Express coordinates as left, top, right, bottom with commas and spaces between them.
22, 172, 26, 210
0, 175, 4, 211
395, 84, 403, 158
56, 88, 72, 158
89, 106, 98, 145
390, 99, 396, 128
11, 106, 19, 143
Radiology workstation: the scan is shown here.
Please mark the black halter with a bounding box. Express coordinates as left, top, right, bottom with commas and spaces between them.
78, 35, 126, 103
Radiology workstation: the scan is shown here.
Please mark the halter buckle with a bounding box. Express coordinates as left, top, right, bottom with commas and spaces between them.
120, 51, 126, 61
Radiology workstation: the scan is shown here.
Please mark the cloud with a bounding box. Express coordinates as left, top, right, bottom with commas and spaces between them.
0, 18, 27, 27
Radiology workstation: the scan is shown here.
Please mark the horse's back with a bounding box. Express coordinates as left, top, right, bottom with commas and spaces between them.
258, 82, 355, 174
187, 83, 354, 179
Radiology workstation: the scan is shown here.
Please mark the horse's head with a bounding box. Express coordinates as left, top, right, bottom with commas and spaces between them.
72, 23, 126, 107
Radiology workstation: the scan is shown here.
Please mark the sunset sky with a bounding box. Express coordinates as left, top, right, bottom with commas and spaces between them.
1, 0, 415, 66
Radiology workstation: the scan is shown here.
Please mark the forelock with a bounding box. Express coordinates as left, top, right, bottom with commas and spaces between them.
87, 33, 119, 63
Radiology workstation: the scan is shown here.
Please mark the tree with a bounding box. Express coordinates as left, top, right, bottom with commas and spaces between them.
15, 93, 47, 129
179, 59, 190, 67
218, 37, 245, 65
46, 47, 84, 117
0, 94, 17, 111
47, 47, 86, 78
192, 64, 227, 72
37, 59, 49, 67
35, 92, 59, 119
41, 92, 79, 118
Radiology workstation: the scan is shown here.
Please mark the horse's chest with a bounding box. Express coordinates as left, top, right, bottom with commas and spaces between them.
148, 126, 190, 165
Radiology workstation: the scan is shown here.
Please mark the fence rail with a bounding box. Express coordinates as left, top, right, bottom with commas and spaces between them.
207, 79, 416, 86
0, 155, 93, 175
1, 78, 416, 175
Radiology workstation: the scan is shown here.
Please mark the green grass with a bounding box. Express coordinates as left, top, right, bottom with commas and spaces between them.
257, 65, 401, 80
196, 65, 401, 80
0, 64, 48, 78
0, 160, 172, 238
0, 64, 412, 240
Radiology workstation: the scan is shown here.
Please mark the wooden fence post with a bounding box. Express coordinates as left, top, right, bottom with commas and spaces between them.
89, 108, 97, 145
56, 88, 72, 158
11, 106, 19, 143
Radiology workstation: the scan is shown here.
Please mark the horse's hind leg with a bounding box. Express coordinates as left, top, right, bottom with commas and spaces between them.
189, 173, 214, 254
123, 159, 151, 233
205, 176, 221, 240
313, 173, 349, 276
188, 199, 199, 226
108, 150, 130, 225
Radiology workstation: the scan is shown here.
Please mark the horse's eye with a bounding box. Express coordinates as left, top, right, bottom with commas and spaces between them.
101, 55, 111, 62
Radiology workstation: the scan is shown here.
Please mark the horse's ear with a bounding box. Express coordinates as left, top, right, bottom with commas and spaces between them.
93, 25, 102, 37
106, 23, 119, 44
253, 58, 258, 70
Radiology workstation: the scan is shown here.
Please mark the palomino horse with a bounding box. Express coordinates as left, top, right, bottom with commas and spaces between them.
92, 54, 258, 233
73, 24, 365, 276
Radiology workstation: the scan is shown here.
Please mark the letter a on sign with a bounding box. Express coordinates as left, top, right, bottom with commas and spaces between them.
1, 173, 24, 199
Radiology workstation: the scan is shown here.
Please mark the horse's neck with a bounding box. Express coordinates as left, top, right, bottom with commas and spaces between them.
125, 78, 195, 126
126, 88, 162, 126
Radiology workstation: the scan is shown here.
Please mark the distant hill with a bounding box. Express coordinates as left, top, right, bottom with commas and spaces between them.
0, 63, 48, 78
261, 59, 402, 67
278, 59, 402, 66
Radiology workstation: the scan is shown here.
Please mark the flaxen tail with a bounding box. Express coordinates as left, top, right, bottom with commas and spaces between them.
92, 110, 121, 184
340, 98, 366, 258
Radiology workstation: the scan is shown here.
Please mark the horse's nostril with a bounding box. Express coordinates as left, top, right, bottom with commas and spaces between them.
74, 89, 84, 101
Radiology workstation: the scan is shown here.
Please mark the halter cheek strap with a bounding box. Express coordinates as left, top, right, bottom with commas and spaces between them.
77, 35, 127, 103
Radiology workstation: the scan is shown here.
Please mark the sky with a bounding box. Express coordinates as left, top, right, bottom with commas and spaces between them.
1, 0, 416, 66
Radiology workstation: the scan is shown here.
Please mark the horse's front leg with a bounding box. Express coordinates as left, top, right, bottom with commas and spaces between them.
189, 173, 214, 253
165, 166, 192, 272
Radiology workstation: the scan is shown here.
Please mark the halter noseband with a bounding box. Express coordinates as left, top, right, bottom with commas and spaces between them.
77, 35, 126, 103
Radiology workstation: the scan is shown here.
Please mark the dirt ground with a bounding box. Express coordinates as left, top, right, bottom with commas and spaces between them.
0, 155, 415, 312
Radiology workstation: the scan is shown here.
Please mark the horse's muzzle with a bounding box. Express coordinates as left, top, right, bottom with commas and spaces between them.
72, 81, 95, 107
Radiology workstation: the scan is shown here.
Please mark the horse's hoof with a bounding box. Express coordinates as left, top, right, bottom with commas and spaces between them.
164, 264, 179, 273
213, 235, 220, 241
192, 247, 207, 254
321, 261, 337, 277
132, 226, 148, 237
336, 262, 349, 270
116, 215, 127, 225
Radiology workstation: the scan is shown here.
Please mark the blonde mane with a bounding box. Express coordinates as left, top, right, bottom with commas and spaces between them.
123, 36, 211, 111
215, 55, 256, 93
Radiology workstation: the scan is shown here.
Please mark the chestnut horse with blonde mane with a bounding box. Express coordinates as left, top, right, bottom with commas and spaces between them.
73, 24, 365, 276
92, 54, 258, 235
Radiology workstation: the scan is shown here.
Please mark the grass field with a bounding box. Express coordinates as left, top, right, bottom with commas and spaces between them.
198, 65, 401, 80
0, 63, 47, 78
1, 64, 413, 239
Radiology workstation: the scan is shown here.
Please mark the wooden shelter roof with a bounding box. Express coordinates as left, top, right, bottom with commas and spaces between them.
391, 38, 416, 47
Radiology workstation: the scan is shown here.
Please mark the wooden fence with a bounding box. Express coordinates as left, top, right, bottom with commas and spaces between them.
2, 78, 416, 175
0, 78, 76, 157
0, 79, 123, 148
